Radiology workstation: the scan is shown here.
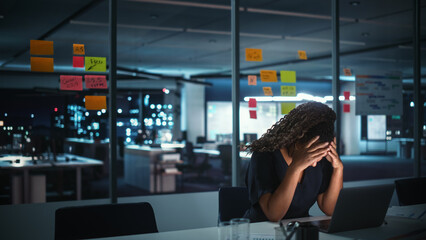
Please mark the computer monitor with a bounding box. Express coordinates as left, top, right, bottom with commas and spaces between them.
243, 133, 257, 144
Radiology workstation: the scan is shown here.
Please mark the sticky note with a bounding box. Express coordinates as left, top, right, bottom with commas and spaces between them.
60, 75, 83, 91
281, 103, 296, 114
281, 86, 296, 96
248, 98, 257, 108
73, 44, 85, 55
30, 40, 54, 55
280, 71, 296, 83
245, 48, 263, 62
85, 96, 107, 110
344, 91, 350, 100
260, 70, 277, 82
31, 57, 54, 72
249, 110, 257, 119
85, 57, 107, 72
85, 75, 107, 89
263, 87, 273, 96
73, 56, 84, 68
248, 75, 257, 86
298, 50, 307, 60
343, 68, 352, 76
343, 104, 350, 113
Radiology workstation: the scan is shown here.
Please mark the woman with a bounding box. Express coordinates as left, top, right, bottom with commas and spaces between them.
243, 102, 343, 222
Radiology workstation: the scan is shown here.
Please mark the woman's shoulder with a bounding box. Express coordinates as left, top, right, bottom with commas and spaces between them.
250, 150, 280, 163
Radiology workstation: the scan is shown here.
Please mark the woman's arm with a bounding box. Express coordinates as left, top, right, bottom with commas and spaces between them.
317, 138, 343, 216
259, 137, 330, 222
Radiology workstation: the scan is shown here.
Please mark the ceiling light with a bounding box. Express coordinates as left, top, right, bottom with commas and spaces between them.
350, 1, 360, 6
361, 32, 370, 37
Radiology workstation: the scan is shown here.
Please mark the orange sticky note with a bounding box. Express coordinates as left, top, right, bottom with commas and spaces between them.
60, 75, 83, 91
85, 75, 107, 89
245, 48, 263, 62
343, 68, 352, 76
260, 70, 277, 82
30, 40, 54, 55
73, 44, 85, 55
85, 96, 107, 110
263, 87, 273, 96
31, 57, 54, 72
248, 75, 257, 86
298, 50, 307, 60
249, 110, 257, 119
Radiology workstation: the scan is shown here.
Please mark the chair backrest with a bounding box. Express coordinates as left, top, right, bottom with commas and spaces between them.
218, 187, 250, 223
218, 144, 232, 174
55, 202, 158, 240
184, 142, 196, 164
395, 177, 426, 206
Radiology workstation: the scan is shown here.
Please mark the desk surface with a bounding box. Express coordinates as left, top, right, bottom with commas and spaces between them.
0, 154, 103, 169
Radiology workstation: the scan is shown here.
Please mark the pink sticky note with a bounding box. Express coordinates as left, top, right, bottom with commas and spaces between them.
248, 75, 257, 86
85, 75, 108, 89
343, 104, 350, 113
249, 110, 257, 119
73, 56, 84, 68
344, 91, 350, 100
60, 75, 83, 91
248, 98, 257, 108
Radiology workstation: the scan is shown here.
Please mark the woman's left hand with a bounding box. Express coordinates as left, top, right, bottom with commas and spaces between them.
326, 137, 343, 169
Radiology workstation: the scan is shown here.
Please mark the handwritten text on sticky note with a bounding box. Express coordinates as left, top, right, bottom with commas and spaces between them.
73, 56, 84, 68
248, 75, 257, 86
245, 48, 263, 62
85, 96, 107, 110
343, 68, 352, 76
249, 110, 257, 119
344, 91, 350, 100
263, 87, 273, 96
30, 40, 54, 55
280, 71, 296, 83
85, 75, 107, 89
85, 57, 106, 72
73, 44, 85, 55
281, 103, 296, 114
248, 98, 257, 108
298, 50, 307, 60
281, 86, 296, 96
60, 75, 83, 91
260, 70, 277, 82
31, 57, 54, 72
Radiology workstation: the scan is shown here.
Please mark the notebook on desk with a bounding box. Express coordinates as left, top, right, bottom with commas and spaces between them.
306, 184, 394, 233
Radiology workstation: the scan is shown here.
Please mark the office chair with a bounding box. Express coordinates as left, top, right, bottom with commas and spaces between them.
55, 202, 158, 240
178, 142, 211, 179
218, 187, 250, 223
395, 177, 426, 206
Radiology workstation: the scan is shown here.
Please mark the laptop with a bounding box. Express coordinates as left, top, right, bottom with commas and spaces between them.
309, 184, 394, 233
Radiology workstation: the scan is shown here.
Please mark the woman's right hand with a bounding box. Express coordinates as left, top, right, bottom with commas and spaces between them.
289, 136, 330, 172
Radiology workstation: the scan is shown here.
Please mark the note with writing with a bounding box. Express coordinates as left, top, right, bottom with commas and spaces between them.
245, 48, 263, 62
85, 75, 107, 89
249, 110, 257, 119
281, 86, 296, 96
85, 57, 106, 72
85, 96, 107, 110
30, 40, 54, 55
60, 75, 83, 91
344, 91, 350, 100
343, 104, 350, 113
280, 71, 296, 83
248, 75, 257, 86
248, 98, 257, 108
263, 87, 273, 96
260, 70, 277, 82
31, 57, 54, 72
73, 56, 84, 68
298, 50, 307, 60
281, 103, 296, 114
73, 44, 85, 55
343, 68, 352, 76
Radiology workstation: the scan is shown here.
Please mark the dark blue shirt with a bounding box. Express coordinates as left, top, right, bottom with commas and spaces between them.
243, 150, 333, 222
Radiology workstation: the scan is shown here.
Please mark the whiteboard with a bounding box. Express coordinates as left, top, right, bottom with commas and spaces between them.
355, 77, 403, 115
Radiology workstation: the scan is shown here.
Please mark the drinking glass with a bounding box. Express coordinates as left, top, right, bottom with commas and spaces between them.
230, 218, 250, 240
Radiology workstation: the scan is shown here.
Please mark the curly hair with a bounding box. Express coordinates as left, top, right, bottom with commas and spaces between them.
246, 102, 336, 152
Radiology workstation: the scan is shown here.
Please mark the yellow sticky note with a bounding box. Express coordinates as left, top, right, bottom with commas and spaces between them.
260, 70, 277, 82
280, 71, 296, 83
85, 57, 107, 72
298, 50, 307, 60
343, 68, 352, 76
248, 75, 257, 86
263, 87, 273, 96
281, 103, 296, 114
245, 48, 263, 62
85, 96, 107, 110
73, 44, 85, 55
281, 86, 296, 96
30, 40, 54, 55
31, 57, 54, 72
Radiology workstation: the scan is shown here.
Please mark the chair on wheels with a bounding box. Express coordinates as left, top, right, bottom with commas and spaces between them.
55, 202, 158, 240
395, 177, 426, 206
218, 187, 250, 223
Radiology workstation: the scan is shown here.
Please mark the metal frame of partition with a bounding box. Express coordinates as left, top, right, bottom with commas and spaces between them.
413, 0, 421, 177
